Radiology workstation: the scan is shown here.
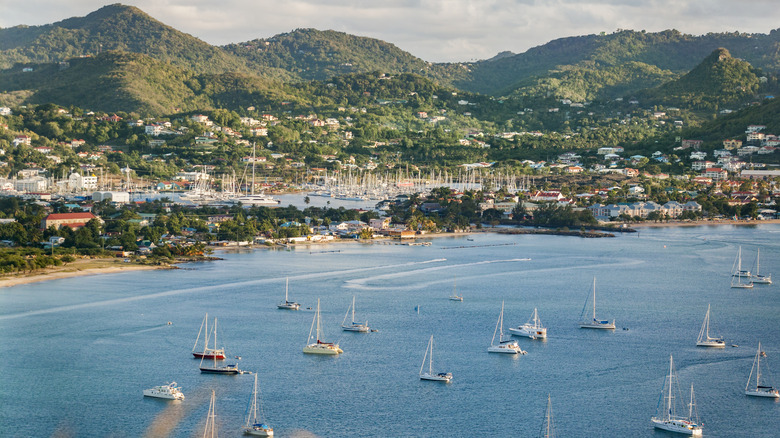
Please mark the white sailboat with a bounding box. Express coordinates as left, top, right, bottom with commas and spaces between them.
277, 278, 300, 310
538, 394, 556, 438
751, 249, 772, 285
696, 304, 725, 348
579, 277, 615, 329
448, 277, 463, 301
203, 389, 218, 438
303, 299, 343, 355
509, 307, 547, 339
341, 296, 370, 332
651, 355, 703, 436
192, 313, 226, 359
243, 373, 274, 436
420, 335, 452, 382
488, 301, 526, 354
199, 318, 241, 374
745, 342, 780, 398
731, 246, 754, 288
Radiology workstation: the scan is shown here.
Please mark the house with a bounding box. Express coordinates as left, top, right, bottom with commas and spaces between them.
723, 139, 742, 150
702, 168, 728, 181
529, 191, 564, 202
41, 212, 101, 230
13, 135, 32, 146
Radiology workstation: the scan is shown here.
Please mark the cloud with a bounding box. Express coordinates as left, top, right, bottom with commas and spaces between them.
1, 0, 779, 62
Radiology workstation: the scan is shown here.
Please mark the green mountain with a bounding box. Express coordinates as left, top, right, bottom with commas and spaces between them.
0, 51, 295, 114
637, 48, 763, 110
223, 28, 463, 82
0, 4, 249, 74
463, 29, 780, 97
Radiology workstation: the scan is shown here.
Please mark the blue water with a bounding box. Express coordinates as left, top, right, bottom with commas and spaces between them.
1, 225, 779, 437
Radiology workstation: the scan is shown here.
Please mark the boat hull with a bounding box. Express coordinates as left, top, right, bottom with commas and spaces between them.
200, 366, 240, 374
487, 345, 525, 354
745, 389, 780, 398
579, 322, 616, 330
342, 325, 370, 332
651, 418, 702, 435
277, 303, 300, 310
508, 326, 547, 339
731, 283, 754, 289
420, 372, 452, 382
243, 425, 274, 436
303, 343, 342, 355
143, 388, 184, 400
193, 352, 226, 360
752, 275, 772, 284
696, 341, 725, 348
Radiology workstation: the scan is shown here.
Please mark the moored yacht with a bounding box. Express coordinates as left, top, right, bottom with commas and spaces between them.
509, 307, 547, 339
143, 382, 184, 400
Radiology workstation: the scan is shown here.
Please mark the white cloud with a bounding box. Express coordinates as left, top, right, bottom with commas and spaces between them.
1, 0, 778, 62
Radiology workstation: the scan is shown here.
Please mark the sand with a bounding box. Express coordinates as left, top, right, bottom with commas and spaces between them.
0, 258, 167, 288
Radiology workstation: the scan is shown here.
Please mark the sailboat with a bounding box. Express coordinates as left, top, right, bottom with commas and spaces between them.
303, 299, 343, 355
731, 246, 754, 288
243, 373, 274, 436
751, 249, 772, 285
538, 394, 555, 438
192, 313, 226, 360
224, 143, 280, 207
448, 277, 463, 301
341, 296, 370, 332
203, 389, 218, 438
488, 301, 526, 354
696, 304, 725, 348
579, 277, 615, 329
277, 278, 300, 310
651, 355, 703, 436
509, 307, 547, 339
745, 342, 780, 398
199, 318, 241, 374
420, 335, 452, 382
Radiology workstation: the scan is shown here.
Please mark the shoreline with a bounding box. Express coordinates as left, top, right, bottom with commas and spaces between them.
0, 260, 169, 289
3, 219, 778, 288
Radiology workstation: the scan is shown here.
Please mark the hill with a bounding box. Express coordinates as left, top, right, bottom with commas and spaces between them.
0, 4, 249, 74
637, 48, 764, 110
463, 29, 780, 97
0, 51, 294, 114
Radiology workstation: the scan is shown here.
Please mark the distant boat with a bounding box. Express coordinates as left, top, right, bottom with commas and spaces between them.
203, 389, 218, 437
696, 304, 725, 348
192, 313, 226, 360
341, 296, 370, 332
277, 278, 301, 310
243, 373, 274, 436
651, 355, 703, 436
745, 342, 780, 398
143, 382, 184, 400
448, 277, 463, 301
538, 394, 556, 438
579, 277, 615, 330
509, 307, 547, 340
487, 301, 526, 354
420, 335, 452, 382
303, 299, 343, 355
731, 246, 754, 288
751, 249, 772, 285
199, 318, 241, 374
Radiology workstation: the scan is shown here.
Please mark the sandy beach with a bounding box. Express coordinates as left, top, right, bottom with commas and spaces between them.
0, 259, 167, 288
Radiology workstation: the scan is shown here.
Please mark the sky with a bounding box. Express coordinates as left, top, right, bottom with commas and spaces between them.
1, 0, 779, 63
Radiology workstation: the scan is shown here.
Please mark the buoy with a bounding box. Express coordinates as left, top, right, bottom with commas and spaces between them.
167, 321, 172, 325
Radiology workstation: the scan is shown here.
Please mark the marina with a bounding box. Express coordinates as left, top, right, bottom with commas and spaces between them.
1, 225, 779, 437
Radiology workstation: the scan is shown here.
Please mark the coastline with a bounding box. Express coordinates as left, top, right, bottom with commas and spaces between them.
0, 259, 169, 288
626, 218, 780, 228
3, 218, 778, 288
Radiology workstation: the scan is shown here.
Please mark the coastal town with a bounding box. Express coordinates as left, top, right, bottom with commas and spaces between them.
1, 102, 779, 282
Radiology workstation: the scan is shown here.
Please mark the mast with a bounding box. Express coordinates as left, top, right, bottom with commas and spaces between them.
667, 355, 674, 420
429, 336, 434, 375
351, 296, 356, 324
544, 394, 555, 438
315, 299, 321, 342
592, 277, 597, 320
285, 277, 289, 302
688, 384, 695, 422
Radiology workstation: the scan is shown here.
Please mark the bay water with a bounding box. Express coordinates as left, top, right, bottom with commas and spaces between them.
1, 224, 778, 437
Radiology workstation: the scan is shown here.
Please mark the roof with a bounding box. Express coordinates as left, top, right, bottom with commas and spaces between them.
45, 212, 96, 221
